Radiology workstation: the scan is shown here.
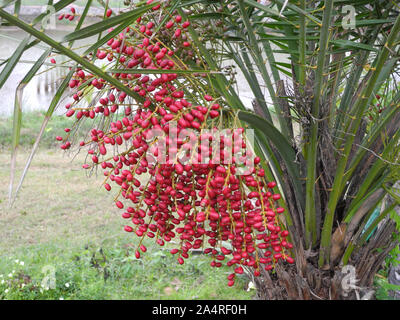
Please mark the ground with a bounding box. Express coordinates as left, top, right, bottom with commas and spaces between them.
0, 149, 255, 300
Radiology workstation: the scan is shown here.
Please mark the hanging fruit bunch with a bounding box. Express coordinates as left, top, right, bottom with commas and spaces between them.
56, 0, 294, 286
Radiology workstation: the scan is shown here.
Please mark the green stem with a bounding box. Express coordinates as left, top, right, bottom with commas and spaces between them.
345, 129, 400, 220
342, 201, 397, 265
340, 93, 400, 190
238, 0, 290, 138
298, 0, 306, 87
0, 7, 146, 104
305, 0, 334, 248
178, 8, 246, 111
319, 14, 400, 267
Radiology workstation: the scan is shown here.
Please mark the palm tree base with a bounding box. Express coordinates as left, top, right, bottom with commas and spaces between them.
252, 219, 398, 300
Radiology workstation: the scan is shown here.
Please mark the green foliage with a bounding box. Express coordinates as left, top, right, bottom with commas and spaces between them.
374, 244, 400, 300
375, 276, 400, 300
0, 112, 91, 149
374, 209, 400, 300
0, 241, 254, 300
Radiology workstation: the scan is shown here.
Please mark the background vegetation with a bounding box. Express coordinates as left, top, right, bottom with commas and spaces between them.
0, 148, 254, 299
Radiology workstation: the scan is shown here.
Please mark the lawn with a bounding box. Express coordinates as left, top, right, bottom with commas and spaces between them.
0, 148, 255, 299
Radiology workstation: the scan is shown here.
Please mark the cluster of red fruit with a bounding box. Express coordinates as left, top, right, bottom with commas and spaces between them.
58, 6, 112, 22
58, 6, 77, 22
368, 94, 385, 120
56, 1, 294, 286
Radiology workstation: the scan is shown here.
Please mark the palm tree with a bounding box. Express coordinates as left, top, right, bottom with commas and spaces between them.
1, 0, 399, 299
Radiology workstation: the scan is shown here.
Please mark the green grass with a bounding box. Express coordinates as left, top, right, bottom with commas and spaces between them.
374, 240, 400, 300
0, 149, 255, 300
375, 274, 400, 300
0, 111, 92, 149
0, 240, 255, 300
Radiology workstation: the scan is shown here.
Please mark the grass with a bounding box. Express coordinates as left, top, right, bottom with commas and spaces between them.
374, 239, 400, 300
0, 111, 92, 149
0, 148, 255, 300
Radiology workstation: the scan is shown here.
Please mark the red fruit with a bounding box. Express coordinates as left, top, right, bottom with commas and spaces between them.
276, 207, 285, 214
66, 109, 75, 117
99, 144, 107, 155
196, 212, 206, 222
209, 110, 219, 118
106, 9, 112, 17
267, 181, 277, 188
122, 212, 131, 219
234, 266, 244, 274
116, 201, 124, 209
286, 256, 294, 264
97, 51, 107, 59
209, 211, 219, 221
274, 253, 282, 260
174, 29, 181, 38
281, 230, 289, 237
77, 70, 85, 79
265, 264, 273, 271
124, 225, 133, 232
272, 194, 281, 200
57, 5, 294, 285
69, 80, 77, 88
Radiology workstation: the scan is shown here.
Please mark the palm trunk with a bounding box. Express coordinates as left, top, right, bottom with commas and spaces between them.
252, 215, 398, 300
